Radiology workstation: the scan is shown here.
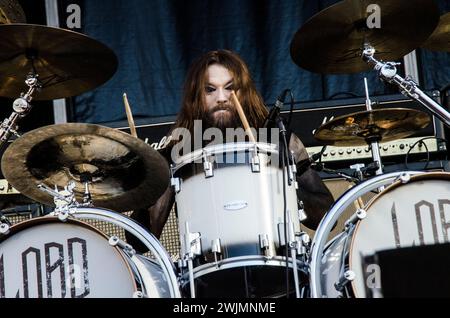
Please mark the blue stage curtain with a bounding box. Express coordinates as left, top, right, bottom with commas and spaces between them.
73, 0, 450, 125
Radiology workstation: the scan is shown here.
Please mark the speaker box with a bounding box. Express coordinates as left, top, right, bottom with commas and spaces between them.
363, 243, 450, 297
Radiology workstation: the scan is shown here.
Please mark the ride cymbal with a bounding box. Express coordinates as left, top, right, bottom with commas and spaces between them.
313, 108, 431, 146
1, 123, 169, 212
290, 0, 439, 74
0, 24, 118, 100
422, 12, 450, 52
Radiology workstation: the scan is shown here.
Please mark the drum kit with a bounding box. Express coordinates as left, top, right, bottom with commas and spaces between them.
0, 0, 447, 298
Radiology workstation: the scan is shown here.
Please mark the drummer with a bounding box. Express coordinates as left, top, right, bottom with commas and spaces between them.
131, 49, 334, 241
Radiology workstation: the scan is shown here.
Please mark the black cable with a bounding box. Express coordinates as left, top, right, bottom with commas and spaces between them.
286, 90, 295, 135
281, 138, 290, 298
405, 137, 448, 170
273, 110, 294, 298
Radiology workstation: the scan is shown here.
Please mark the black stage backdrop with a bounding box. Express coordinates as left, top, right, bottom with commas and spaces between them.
72, 0, 450, 125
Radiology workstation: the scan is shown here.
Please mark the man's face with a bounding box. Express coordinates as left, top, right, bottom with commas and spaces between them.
204, 64, 239, 129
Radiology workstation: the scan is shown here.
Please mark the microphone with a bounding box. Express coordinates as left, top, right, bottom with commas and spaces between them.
263, 89, 289, 128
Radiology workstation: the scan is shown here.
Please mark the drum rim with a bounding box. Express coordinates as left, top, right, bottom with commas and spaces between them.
171, 142, 278, 171
181, 255, 306, 285
348, 171, 450, 297
70, 206, 181, 298
310, 171, 424, 298
0, 214, 139, 295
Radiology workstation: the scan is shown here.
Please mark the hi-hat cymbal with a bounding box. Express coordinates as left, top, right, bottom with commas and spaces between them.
422, 12, 450, 52
0, 0, 25, 24
290, 0, 439, 74
0, 24, 118, 100
313, 108, 431, 146
1, 124, 169, 212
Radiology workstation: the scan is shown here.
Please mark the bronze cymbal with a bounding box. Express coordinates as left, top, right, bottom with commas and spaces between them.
1, 123, 169, 212
0, 0, 25, 24
313, 108, 431, 146
422, 12, 450, 52
290, 0, 439, 74
0, 24, 118, 100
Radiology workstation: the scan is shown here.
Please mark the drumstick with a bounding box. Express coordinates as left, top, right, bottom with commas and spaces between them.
123, 93, 138, 138
230, 90, 256, 143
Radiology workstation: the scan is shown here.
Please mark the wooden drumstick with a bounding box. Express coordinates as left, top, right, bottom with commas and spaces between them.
230, 90, 256, 143
123, 93, 138, 138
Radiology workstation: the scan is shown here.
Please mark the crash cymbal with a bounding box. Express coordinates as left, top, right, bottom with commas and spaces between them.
0, 24, 118, 100
290, 0, 439, 74
1, 123, 169, 212
422, 12, 450, 52
314, 108, 430, 146
0, 0, 25, 24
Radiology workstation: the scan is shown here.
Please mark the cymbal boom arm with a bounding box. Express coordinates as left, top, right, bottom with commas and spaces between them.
362, 46, 450, 127
0, 74, 41, 146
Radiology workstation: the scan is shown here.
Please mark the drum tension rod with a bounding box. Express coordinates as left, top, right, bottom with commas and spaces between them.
251, 144, 261, 173
0, 222, 10, 235
211, 239, 222, 264
202, 152, 214, 178
109, 236, 136, 256
344, 209, 367, 230
335, 270, 356, 292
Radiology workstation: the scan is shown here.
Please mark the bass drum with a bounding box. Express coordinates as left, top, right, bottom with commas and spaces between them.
0, 207, 180, 298
319, 172, 450, 297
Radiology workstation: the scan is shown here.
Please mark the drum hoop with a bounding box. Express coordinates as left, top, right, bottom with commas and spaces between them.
309, 171, 424, 298
70, 206, 181, 298
348, 171, 450, 297
172, 142, 278, 171
1, 215, 139, 293
181, 256, 305, 284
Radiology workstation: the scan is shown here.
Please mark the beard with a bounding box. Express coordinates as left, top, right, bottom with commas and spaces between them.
204, 104, 240, 131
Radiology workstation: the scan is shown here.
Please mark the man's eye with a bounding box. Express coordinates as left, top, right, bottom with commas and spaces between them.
205, 86, 215, 93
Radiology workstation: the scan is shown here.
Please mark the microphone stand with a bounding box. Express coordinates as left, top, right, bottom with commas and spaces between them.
362, 45, 450, 127
0, 73, 41, 147
276, 115, 301, 299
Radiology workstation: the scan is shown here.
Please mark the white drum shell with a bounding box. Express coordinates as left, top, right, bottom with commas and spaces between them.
173, 142, 299, 258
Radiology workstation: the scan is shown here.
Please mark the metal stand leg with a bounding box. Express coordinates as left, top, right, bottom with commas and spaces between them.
289, 246, 301, 298
183, 222, 201, 298
187, 257, 196, 298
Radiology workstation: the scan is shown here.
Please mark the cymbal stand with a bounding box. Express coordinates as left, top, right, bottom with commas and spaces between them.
80, 173, 94, 206
37, 181, 78, 221
362, 45, 450, 127
0, 73, 41, 147
363, 78, 384, 177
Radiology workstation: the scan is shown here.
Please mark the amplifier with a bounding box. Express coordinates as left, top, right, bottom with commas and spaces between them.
117, 92, 447, 164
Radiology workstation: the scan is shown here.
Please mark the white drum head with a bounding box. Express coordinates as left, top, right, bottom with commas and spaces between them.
349, 172, 450, 297
0, 217, 136, 298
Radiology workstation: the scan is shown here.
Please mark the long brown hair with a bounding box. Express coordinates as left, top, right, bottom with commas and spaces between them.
171, 50, 268, 139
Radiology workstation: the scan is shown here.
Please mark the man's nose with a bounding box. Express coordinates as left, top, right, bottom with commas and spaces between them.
216, 88, 229, 104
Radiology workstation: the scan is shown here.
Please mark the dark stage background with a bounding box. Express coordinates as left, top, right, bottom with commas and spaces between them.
66, 0, 450, 127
